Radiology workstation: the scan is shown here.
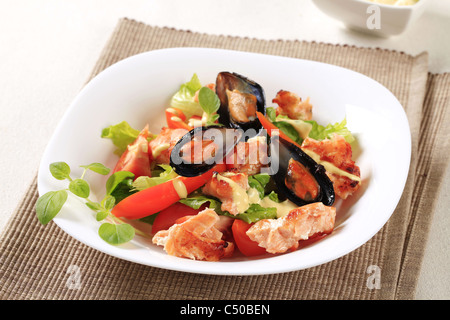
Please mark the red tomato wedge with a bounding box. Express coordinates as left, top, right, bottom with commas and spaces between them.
256, 111, 302, 149
166, 108, 193, 131
151, 202, 206, 234
231, 219, 267, 257
113, 125, 152, 178
111, 163, 226, 219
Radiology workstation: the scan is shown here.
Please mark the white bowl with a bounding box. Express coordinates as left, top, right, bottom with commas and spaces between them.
37, 48, 411, 275
312, 0, 430, 37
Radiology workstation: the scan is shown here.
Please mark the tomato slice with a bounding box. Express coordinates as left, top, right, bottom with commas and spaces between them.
166, 108, 193, 131
151, 202, 206, 234
231, 219, 267, 257
256, 111, 302, 149
111, 163, 226, 219
113, 125, 152, 178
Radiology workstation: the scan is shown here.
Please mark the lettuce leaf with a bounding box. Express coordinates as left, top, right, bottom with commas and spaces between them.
101, 121, 141, 156
170, 73, 204, 119
179, 195, 222, 212
307, 118, 355, 143
232, 204, 277, 224
270, 113, 355, 145
180, 194, 277, 224
272, 120, 304, 145
248, 173, 271, 199
131, 165, 178, 191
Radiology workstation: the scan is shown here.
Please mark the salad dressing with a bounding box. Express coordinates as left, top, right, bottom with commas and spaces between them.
260, 197, 297, 218
278, 118, 313, 140
216, 173, 250, 214
248, 187, 297, 218
152, 143, 170, 158
173, 179, 188, 199
170, 116, 184, 123
302, 149, 361, 182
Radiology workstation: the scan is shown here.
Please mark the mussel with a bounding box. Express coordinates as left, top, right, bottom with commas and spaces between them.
269, 134, 335, 207
170, 125, 243, 177
170, 72, 267, 177
215, 72, 266, 135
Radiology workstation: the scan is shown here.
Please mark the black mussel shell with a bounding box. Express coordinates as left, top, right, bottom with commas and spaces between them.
215, 72, 266, 137
269, 134, 335, 207
170, 125, 243, 177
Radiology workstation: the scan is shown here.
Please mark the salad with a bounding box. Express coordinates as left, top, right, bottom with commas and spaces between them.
36, 72, 361, 261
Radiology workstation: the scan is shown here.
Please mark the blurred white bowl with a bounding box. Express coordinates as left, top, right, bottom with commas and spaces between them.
311, 0, 430, 37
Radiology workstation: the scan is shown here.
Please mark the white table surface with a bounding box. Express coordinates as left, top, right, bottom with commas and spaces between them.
0, 0, 448, 300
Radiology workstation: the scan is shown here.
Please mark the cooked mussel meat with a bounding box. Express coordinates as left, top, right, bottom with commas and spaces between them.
269, 134, 335, 207
170, 125, 243, 177
215, 72, 266, 134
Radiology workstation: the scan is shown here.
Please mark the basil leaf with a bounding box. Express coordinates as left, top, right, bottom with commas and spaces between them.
96, 211, 109, 221
106, 171, 135, 195
98, 223, 135, 245
101, 195, 116, 210
80, 163, 110, 175
198, 86, 220, 115
86, 201, 102, 211
36, 190, 68, 225
49, 162, 71, 180
69, 179, 90, 198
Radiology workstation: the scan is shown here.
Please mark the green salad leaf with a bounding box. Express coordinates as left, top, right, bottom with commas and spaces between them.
269, 111, 355, 145
248, 173, 271, 199
101, 121, 141, 156
80, 163, 111, 175
106, 171, 135, 195
180, 194, 277, 224
98, 222, 135, 245
49, 162, 71, 180
131, 165, 178, 191
170, 73, 204, 119
307, 118, 355, 143
179, 195, 222, 212
36, 190, 68, 225
232, 204, 277, 224
109, 178, 136, 203
37, 161, 141, 246
198, 86, 222, 126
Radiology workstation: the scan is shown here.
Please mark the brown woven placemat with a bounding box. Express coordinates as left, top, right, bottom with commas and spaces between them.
1, 18, 449, 300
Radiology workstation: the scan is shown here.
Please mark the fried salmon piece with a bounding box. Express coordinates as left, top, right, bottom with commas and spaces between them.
152, 208, 234, 261
202, 172, 249, 215
225, 137, 269, 175
301, 134, 361, 199
246, 203, 336, 254
272, 90, 313, 121
148, 127, 189, 164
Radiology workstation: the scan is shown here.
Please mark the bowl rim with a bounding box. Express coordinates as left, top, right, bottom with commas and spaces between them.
353, 0, 428, 10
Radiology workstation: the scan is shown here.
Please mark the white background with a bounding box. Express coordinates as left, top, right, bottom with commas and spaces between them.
0, 0, 449, 299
